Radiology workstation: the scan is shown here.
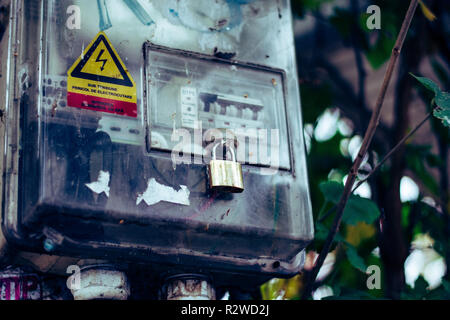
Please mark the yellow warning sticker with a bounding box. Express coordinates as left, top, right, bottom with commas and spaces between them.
67, 32, 137, 117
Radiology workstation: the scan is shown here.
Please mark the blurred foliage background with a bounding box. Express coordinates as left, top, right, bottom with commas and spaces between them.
261, 0, 450, 300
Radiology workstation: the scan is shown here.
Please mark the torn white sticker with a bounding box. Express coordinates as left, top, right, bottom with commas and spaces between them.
180, 86, 198, 129
136, 178, 190, 206
85, 171, 110, 197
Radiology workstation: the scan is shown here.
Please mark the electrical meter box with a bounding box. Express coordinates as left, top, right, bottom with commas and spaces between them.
1, 0, 313, 284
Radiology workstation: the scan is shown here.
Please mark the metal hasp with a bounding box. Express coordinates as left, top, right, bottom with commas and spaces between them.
160, 274, 216, 300
68, 265, 130, 300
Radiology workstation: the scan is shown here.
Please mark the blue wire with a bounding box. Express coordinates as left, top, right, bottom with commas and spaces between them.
123, 0, 154, 26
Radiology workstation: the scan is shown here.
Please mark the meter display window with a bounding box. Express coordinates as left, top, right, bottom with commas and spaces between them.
146, 45, 291, 170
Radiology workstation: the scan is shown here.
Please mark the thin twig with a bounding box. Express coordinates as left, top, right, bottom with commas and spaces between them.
350, 0, 368, 112
352, 112, 432, 193
301, 0, 419, 300
318, 204, 336, 223
320, 113, 430, 230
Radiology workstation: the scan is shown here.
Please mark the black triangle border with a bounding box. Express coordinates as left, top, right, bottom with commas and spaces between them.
70, 34, 133, 87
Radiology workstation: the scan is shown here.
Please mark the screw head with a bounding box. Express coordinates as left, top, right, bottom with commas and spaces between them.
43, 238, 55, 252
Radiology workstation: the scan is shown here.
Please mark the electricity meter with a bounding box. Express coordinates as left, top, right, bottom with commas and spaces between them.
1, 0, 313, 286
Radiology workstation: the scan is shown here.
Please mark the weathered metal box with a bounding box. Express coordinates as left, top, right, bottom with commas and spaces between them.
1, 0, 313, 283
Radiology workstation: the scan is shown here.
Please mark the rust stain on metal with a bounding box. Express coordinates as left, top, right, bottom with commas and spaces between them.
51, 100, 58, 117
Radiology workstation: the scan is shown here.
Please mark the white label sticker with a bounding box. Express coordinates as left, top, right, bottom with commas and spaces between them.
85, 170, 110, 197
136, 178, 190, 207
180, 86, 198, 129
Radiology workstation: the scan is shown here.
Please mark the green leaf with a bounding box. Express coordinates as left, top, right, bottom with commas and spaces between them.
364, 12, 398, 69
402, 276, 430, 300
291, 0, 334, 17
343, 196, 381, 226
411, 74, 450, 127
435, 91, 450, 108
345, 244, 367, 272
315, 222, 330, 241
418, 0, 437, 21
319, 181, 343, 204
319, 181, 381, 226
443, 280, 450, 293
300, 83, 333, 124
430, 59, 449, 86
302, 0, 333, 10
405, 144, 439, 195
410, 74, 440, 95
323, 285, 376, 300
424, 285, 450, 300
434, 92, 450, 128
365, 34, 396, 69
413, 276, 429, 294
329, 8, 353, 38
315, 222, 345, 242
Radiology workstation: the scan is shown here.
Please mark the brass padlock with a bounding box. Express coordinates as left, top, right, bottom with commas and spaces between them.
208, 141, 244, 193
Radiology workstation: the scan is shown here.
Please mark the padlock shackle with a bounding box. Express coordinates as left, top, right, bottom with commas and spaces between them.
211, 140, 237, 162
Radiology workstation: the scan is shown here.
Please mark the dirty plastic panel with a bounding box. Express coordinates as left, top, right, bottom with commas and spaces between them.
3, 0, 314, 277
145, 44, 290, 169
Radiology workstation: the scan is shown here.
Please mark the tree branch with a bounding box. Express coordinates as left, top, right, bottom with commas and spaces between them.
301, 0, 420, 300
319, 112, 430, 226
352, 112, 432, 194
315, 56, 392, 152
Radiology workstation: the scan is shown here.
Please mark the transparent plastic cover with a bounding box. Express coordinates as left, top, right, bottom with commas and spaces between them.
3, 0, 313, 271
146, 45, 290, 169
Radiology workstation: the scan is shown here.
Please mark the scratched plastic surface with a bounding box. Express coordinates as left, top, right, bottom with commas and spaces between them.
3, 0, 313, 274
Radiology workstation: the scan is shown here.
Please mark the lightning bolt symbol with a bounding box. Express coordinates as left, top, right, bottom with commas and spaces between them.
95, 49, 108, 71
